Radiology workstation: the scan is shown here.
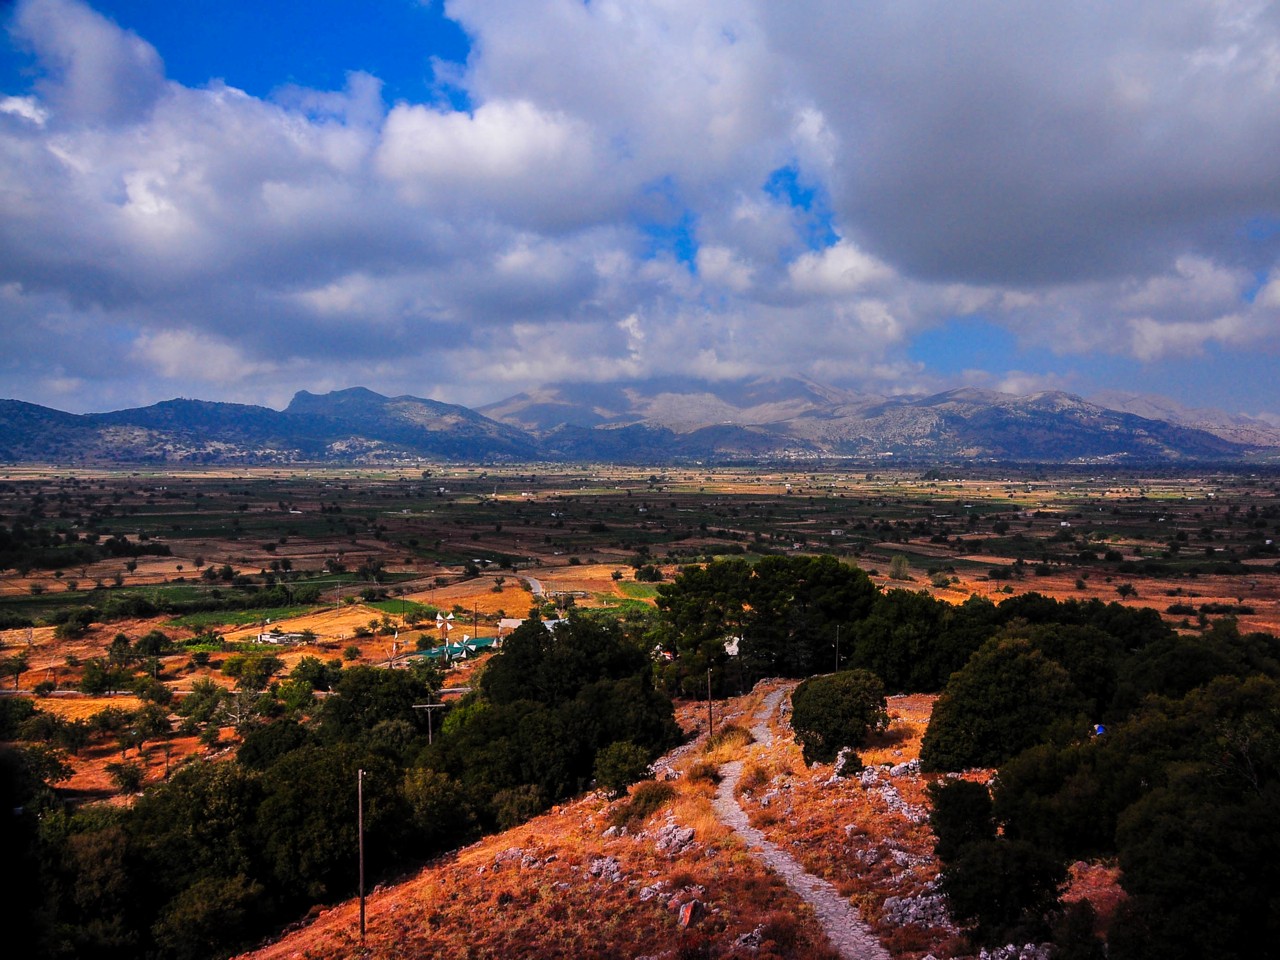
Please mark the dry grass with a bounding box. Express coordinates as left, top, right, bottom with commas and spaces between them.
237, 705, 843, 960
239, 681, 1053, 960
232, 682, 841, 959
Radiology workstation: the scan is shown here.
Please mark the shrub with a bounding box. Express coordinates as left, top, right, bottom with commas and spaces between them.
939, 838, 1064, 945
920, 638, 1085, 772
608, 780, 676, 829
493, 784, 544, 830
687, 760, 721, 784
927, 778, 995, 863
594, 740, 652, 797
790, 669, 888, 764
705, 722, 754, 754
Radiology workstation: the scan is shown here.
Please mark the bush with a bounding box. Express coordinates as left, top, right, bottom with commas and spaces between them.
705, 722, 754, 753
608, 779, 676, 829
151, 874, 265, 960
927, 778, 995, 862
53, 606, 96, 639
493, 784, 544, 830
403, 767, 476, 851
939, 838, 1064, 945
594, 740, 653, 797
920, 638, 1085, 772
687, 760, 721, 784
790, 669, 888, 764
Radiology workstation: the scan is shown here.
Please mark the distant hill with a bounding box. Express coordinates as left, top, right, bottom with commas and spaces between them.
0, 380, 1271, 464
1091, 389, 1280, 448
484, 377, 1260, 463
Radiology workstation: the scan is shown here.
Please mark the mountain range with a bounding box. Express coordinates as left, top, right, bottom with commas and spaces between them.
1, 379, 1277, 465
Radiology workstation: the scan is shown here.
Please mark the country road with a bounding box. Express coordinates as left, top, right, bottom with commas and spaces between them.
712, 686, 891, 960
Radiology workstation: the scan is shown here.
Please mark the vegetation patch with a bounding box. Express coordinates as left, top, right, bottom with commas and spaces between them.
608, 779, 676, 829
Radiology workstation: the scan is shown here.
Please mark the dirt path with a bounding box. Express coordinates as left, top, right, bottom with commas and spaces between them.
712, 686, 891, 960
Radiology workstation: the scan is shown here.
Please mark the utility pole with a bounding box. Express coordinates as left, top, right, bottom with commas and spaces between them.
707, 667, 713, 740
835, 623, 841, 672
412, 701, 447, 745
357, 768, 366, 943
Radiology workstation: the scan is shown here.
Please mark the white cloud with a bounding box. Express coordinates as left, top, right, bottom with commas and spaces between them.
3, 0, 1280, 415
1128, 313, 1258, 360
696, 245, 754, 292
133, 330, 276, 382
788, 241, 893, 297
13, 0, 165, 124
1117, 255, 1251, 316
0, 95, 48, 124
376, 99, 613, 226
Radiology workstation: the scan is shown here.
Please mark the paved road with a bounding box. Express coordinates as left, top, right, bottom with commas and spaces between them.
521, 575, 545, 598
712, 686, 891, 960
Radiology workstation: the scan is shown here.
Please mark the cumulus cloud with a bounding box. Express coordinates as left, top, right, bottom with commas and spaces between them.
2, 0, 1280, 415
766, 1, 1280, 286
12, 0, 165, 124
1128, 313, 1260, 361
133, 329, 277, 382
788, 241, 893, 297
377, 99, 614, 227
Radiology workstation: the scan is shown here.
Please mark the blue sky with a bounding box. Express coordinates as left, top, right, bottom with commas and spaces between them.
3, 1, 472, 102
2, 0, 1279, 422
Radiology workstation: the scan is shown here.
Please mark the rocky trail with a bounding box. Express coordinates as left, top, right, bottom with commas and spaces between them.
711, 686, 892, 960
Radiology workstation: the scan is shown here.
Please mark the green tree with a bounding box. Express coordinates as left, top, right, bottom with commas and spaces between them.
790, 669, 888, 764
0, 650, 28, 689
402, 767, 476, 852
290, 655, 342, 692
593, 740, 653, 797
0, 695, 36, 738
138, 759, 262, 858
133, 629, 172, 658
927, 778, 996, 863
318, 665, 437, 742
79, 658, 133, 695
106, 760, 145, 793
174, 677, 227, 732
921, 637, 1086, 771
256, 744, 406, 900
656, 555, 878, 691
849, 588, 956, 691
939, 838, 1065, 945
221, 652, 284, 692
237, 717, 314, 771
150, 874, 265, 960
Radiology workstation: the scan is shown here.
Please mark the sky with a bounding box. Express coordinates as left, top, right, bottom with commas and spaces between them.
3, 0, 1280, 419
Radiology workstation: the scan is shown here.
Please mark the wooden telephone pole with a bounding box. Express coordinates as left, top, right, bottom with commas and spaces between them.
357, 769, 366, 942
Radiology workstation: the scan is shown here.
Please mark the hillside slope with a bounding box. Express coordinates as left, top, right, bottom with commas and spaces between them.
237, 685, 966, 960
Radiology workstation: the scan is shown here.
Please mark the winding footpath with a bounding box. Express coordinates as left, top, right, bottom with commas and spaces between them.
711, 686, 891, 960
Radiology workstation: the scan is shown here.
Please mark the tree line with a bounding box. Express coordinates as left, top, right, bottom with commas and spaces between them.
655, 555, 1278, 957
6, 551, 1277, 958
4, 612, 677, 960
